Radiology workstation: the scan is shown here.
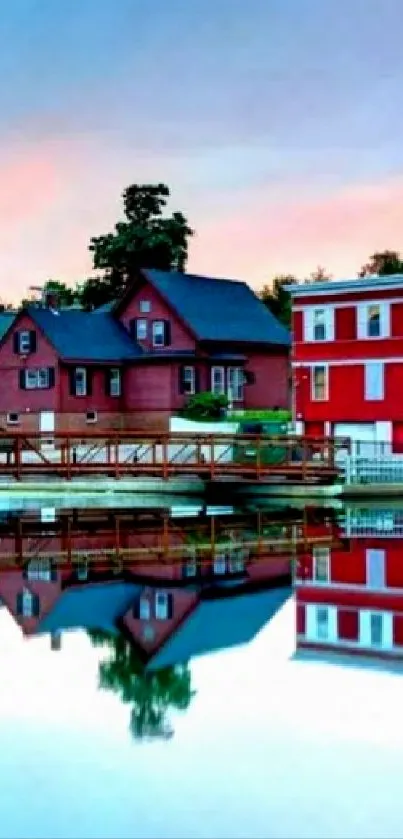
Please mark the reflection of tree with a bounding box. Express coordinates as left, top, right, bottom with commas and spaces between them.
88, 630, 195, 740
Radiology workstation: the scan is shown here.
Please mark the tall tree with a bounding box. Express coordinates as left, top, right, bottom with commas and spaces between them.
80, 184, 194, 309
260, 274, 296, 328
359, 250, 403, 277
88, 630, 195, 740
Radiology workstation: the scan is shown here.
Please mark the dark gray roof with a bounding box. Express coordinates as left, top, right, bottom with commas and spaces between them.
0, 312, 16, 340
144, 269, 290, 346
147, 585, 291, 670
27, 306, 142, 362
37, 582, 141, 634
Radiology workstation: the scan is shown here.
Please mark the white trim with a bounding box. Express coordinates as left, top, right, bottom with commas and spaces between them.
292, 357, 403, 367
359, 610, 393, 651
294, 296, 403, 311
305, 604, 337, 643
287, 275, 403, 297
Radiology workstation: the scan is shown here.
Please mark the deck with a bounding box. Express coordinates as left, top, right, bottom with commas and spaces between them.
0, 431, 346, 484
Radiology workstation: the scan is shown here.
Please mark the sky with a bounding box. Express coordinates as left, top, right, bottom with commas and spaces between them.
2, 0, 403, 301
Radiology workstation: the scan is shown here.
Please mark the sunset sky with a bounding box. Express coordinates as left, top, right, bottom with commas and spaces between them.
2, 0, 403, 301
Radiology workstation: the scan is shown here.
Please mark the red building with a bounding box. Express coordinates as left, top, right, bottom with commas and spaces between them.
0, 269, 289, 433
295, 506, 403, 662
288, 274, 403, 454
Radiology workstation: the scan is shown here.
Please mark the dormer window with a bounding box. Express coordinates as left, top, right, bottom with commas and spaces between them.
139, 300, 151, 314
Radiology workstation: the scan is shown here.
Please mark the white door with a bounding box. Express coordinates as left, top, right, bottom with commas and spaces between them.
366, 549, 386, 589
40, 411, 55, 434
334, 422, 376, 458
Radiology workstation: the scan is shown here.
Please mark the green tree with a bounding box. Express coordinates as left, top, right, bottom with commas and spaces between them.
260, 274, 296, 328
20, 279, 78, 309
80, 184, 194, 309
88, 630, 195, 740
359, 250, 403, 277
306, 265, 332, 283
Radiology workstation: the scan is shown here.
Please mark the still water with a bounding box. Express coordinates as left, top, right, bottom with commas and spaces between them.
0, 495, 403, 839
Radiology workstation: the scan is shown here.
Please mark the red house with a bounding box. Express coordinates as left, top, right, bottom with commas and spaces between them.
295, 506, 403, 663
288, 274, 403, 454
0, 269, 290, 433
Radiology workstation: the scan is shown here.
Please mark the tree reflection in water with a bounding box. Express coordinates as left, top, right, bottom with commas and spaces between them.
88, 630, 195, 740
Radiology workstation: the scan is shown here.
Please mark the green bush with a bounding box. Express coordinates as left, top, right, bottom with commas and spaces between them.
182, 391, 229, 420
228, 408, 291, 422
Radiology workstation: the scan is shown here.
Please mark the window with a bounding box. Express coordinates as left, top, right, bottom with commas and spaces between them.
313, 309, 326, 341
313, 546, 330, 582
211, 366, 225, 395
22, 367, 51, 390
370, 612, 383, 646
136, 319, 148, 341
7, 413, 19, 425
109, 368, 121, 397
155, 592, 169, 620
74, 367, 87, 396
139, 300, 151, 313
152, 320, 166, 347
305, 308, 334, 342
228, 367, 244, 402
228, 548, 246, 574
366, 549, 385, 589
180, 366, 196, 395
76, 561, 88, 581
139, 596, 151, 620
364, 362, 384, 401
357, 302, 390, 339
316, 606, 329, 640
27, 559, 51, 582
213, 552, 226, 575
86, 411, 97, 424
311, 365, 328, 401
184, 556, 197, 577
19, 331, 32, 353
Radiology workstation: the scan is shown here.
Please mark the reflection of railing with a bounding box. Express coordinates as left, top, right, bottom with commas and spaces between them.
0, 431, 346, 483
343, 508, 403, 537
344, 455, 403, 485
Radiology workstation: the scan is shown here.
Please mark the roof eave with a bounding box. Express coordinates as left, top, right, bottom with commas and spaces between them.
286, 274, 403, 297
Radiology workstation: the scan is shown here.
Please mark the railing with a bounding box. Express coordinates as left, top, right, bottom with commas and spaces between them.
0, 430, 347, 483
342, 508, 403, 537
344, 454, 403, 485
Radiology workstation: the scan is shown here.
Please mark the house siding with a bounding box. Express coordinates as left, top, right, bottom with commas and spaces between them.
0, 313, 60, 416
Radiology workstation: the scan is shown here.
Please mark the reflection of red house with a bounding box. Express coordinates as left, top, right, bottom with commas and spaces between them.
296, 508, 403, 661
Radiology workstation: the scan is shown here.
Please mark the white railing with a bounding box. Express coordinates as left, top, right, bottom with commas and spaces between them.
342, 508, 403, 537
343, 454, 403, 485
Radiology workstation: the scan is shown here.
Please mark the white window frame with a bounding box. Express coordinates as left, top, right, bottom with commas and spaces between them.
182, 366, 196, 395
19, 331, 31, 354
22, 588, 34, 617
311, 364, 328, 401
152, 320, 165, 347
109, 368, 121, 397
357, 302, 390, 339
75, 367, 87, 397
359, 609, 393, 650
25, 368, 49, 390
313, 546, 330, 583
228, 367, 244, 402
6, 412, 19, 425
306, 604, 337, 643
211, 366, 225, 395
364, 361, 384, 401
86, 411, 97, 424
136, 318, 148, 341
304, 307, 334, 342
139, 300, 151, 314
155, 591, 169, 620
27, 559, 51, 582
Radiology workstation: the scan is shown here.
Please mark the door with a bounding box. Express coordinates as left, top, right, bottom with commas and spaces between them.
366, 549, 386, 589
40, 411, 55, 434
333, 422, 376, 458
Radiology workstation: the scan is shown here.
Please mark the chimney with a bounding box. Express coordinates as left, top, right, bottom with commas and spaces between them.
50, 631, 62, 651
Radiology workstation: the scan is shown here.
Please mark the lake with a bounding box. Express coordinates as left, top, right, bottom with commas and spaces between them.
0, 494, 402, 839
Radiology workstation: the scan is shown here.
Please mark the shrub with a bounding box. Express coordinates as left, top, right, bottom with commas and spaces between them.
182, 391, 229, 420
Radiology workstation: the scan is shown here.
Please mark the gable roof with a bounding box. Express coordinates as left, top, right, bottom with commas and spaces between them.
37, 581, 141, 634
146, 584, 291, 670
117, 269, 290, 346
0, 312, 16, 340
26, 306, 142, 362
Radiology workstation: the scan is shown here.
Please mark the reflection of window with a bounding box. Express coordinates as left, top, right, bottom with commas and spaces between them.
155, 592, 169, 620
316, 607, 329, 640
370, 612, 383, 646
313, 546, 330, 582
139, 596, 151, 620
312, 365, 328, 401
22, 589, 34, 617
27, 559, 51, 582
184, 550, 197, 577
228, 549, 246, 573
213, 552, 226, 575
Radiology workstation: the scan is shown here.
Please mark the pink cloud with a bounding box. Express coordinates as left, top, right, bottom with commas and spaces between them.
189, 177, 403, 287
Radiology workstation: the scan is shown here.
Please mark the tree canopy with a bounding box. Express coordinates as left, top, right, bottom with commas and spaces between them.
359, 250, 403, 277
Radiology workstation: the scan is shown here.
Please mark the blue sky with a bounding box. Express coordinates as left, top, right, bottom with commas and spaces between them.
1, 0, 403, 298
